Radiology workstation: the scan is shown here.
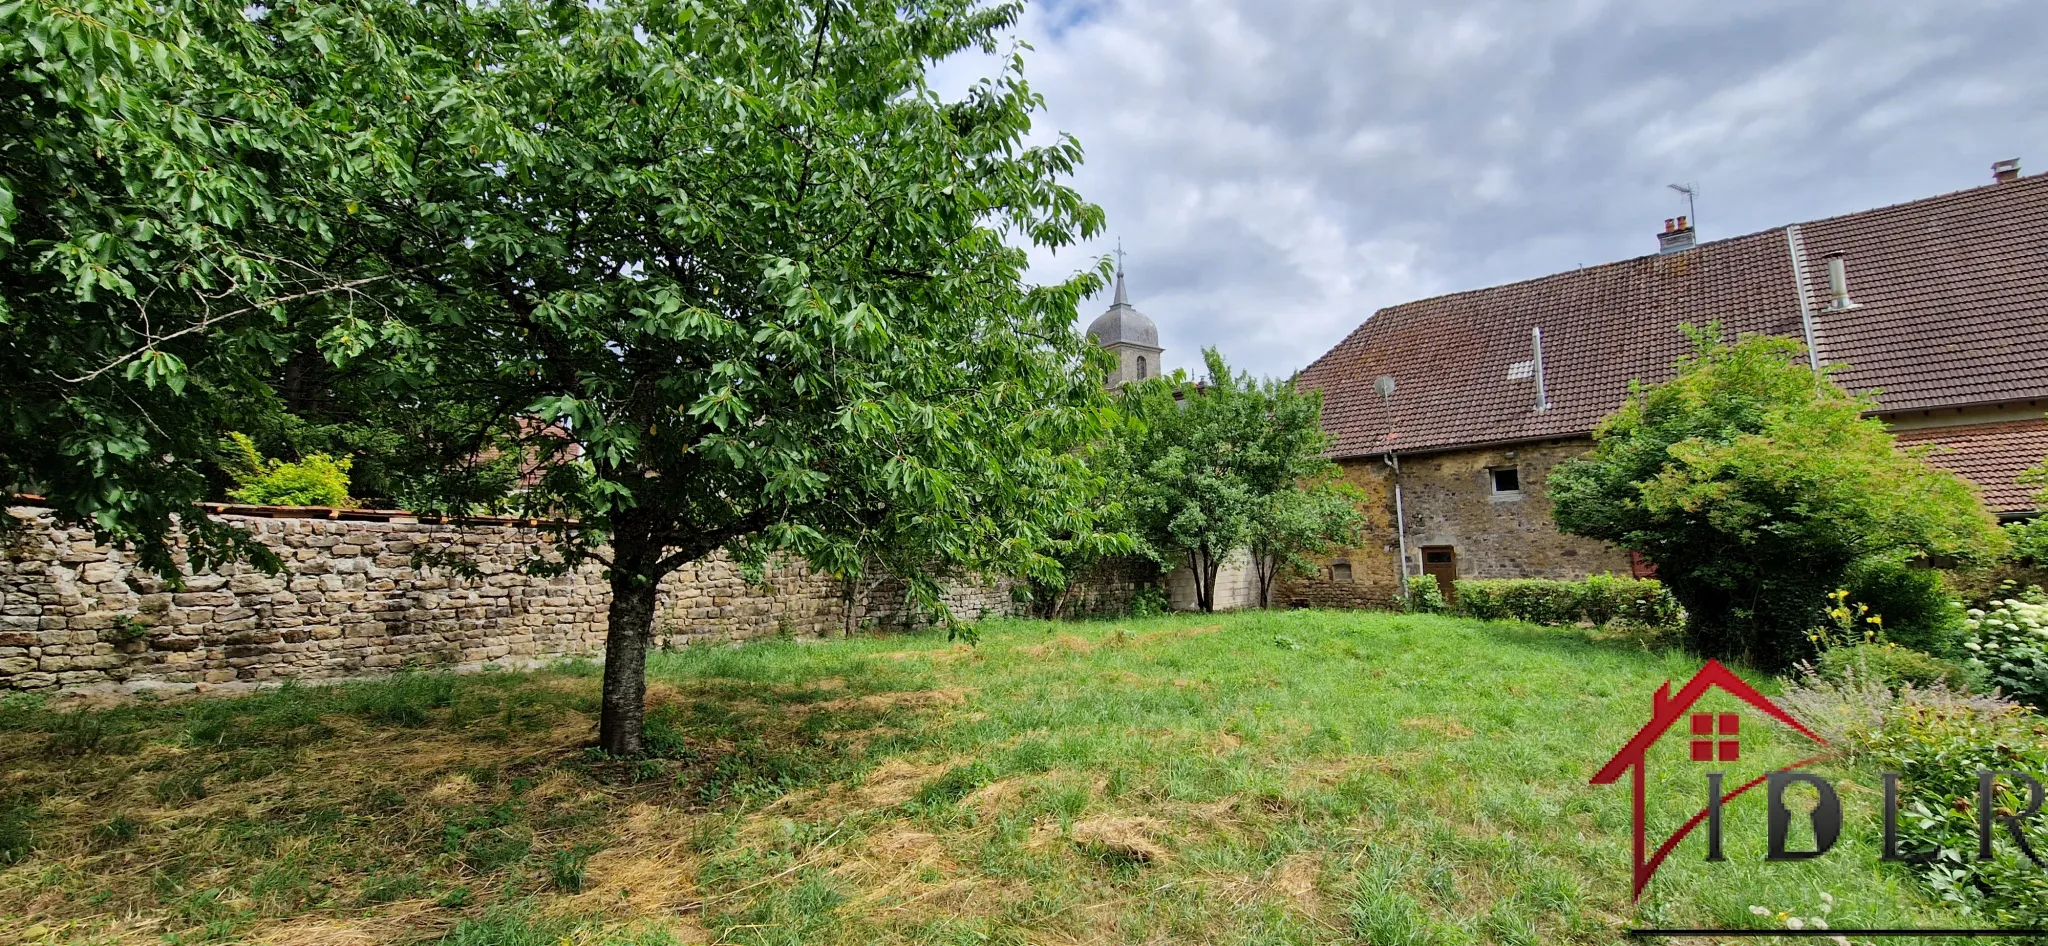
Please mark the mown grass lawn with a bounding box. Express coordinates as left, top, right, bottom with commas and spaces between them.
0, 610, 1988, 944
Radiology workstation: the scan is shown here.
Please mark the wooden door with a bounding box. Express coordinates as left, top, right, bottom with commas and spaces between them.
1421, 546, 1458, 605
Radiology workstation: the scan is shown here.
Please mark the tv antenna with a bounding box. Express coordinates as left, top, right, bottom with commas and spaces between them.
1668, 182, 1697, 228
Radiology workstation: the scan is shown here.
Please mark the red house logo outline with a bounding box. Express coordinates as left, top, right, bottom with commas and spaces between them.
1589, 659, 1834, 900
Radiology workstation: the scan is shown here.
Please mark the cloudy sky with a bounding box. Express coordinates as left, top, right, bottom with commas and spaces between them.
932, 0, 2048, 380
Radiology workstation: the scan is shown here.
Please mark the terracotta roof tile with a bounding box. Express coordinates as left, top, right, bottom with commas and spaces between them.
1300, 174, 2048, 461
1892, 418, 2048, 514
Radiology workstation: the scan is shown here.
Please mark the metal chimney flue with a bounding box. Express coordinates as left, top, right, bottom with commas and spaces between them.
1994, 158, 2021, 183
1826, 254, 1858, 310
1531, 326, 1550, 412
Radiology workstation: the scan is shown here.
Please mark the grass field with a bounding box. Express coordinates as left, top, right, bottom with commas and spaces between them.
0, 610, 1989, 944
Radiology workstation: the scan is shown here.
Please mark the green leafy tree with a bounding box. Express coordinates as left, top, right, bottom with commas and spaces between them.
1120, 349, 1362, 611
1549, 328, 2003, 668
1015, 427, 1137, 620
0, 0, 416, 575
1242, 391, 1364, 609
304, 0, 1113, 753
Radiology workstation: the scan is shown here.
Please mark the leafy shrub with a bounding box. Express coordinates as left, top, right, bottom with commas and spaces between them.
2008, 517, 2048, 567
1579, 573, 1626, 625
1814, 643, 1967, 691
1863, 695, 2048, 926
220, 431, 354, 507
1454, 581, 1509, 621
1844, 557, 1963, 655
1451, 575, 1680, 629
1496, 580, 1583, 625
1549, 331, 2002, 669
1404, 574, 1447, 614
1127, 586, 1167, 618
1778, 665, 2043, 927
1963, 590, 2048, 709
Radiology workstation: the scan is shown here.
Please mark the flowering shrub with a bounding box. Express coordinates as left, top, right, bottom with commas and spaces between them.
1963, 590, 2048, 708
1776, 669, 2014, 761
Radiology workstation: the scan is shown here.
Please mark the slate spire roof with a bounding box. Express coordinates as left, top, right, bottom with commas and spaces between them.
1086, 267, 1160, 349
1296, 173, 2048, 464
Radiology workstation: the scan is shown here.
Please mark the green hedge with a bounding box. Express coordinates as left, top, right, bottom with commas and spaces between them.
1452, 574, 1680, 628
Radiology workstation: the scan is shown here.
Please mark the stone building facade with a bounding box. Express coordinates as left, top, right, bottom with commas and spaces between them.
1273, 440, 1634, 609
0, 506, 1057, 693
1388, 439, 1634, 582
1291, 170, 2048, 598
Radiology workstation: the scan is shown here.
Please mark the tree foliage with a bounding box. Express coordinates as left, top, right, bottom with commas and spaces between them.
5, 0, 1118, 754
1116, 349, 1362, 611
0, 0, 378, 573
219, 432, 354, 508
280, 0, 1115, 753
1549, 328, 2003, 668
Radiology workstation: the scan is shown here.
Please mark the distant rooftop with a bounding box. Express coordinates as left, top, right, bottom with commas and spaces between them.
1297, 171, 2048, 458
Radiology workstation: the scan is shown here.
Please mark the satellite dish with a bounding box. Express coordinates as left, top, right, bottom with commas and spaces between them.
1374, 375, 1397, 399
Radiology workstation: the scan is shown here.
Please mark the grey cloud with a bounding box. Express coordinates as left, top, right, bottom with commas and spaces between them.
940, 0, 2048, 379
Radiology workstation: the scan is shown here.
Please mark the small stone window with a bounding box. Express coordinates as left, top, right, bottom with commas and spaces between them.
1490, 467, 1521, 494
1330, 562, 1353, 583
1136, 355, 1148, 380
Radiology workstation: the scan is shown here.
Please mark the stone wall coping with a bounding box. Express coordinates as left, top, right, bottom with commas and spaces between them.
8, 494, 565, 527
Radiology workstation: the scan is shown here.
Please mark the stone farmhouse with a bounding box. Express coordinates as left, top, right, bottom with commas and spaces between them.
1281, 162, 2048, 609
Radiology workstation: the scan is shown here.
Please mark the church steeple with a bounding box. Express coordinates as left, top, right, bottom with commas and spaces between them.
1084, 241, 1162, 388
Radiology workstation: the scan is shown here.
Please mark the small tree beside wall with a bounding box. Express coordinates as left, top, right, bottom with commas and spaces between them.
1117, 349, 1362, 611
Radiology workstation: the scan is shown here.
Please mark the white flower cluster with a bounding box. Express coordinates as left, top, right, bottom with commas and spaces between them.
1749, 893, 1861, 946
1963, 595, 2048, 707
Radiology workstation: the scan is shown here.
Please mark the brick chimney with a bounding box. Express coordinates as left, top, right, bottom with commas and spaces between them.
1658, 214, 1696, 254
1994, 158, 2021, 184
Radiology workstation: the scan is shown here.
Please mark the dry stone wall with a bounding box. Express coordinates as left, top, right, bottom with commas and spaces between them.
0, 507, 1066, 693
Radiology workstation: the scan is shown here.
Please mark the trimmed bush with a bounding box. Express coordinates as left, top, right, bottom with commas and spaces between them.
1404, 574, 1447, 614
1496, 581, 1583, 625
1451, 575, 1680, 629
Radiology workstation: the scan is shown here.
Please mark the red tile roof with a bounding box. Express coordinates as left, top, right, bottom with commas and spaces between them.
1892, 418, 2048, 514
1299, 174, 2048, 461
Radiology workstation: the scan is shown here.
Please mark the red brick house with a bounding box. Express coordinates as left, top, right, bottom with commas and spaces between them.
1282, 166, 2048, 608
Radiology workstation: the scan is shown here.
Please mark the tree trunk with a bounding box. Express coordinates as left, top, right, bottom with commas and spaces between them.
1203, 552, 1222, 613
840, 573, 859, 639
1191, 545, 1219, 613
1253, 550, 1275, 609
599, 525, 663, 756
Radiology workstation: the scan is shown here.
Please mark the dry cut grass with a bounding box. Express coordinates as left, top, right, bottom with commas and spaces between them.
0, 610, 1993, 945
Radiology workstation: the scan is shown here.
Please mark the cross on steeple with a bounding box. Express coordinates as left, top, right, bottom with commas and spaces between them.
1112, 239, 1130, 307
